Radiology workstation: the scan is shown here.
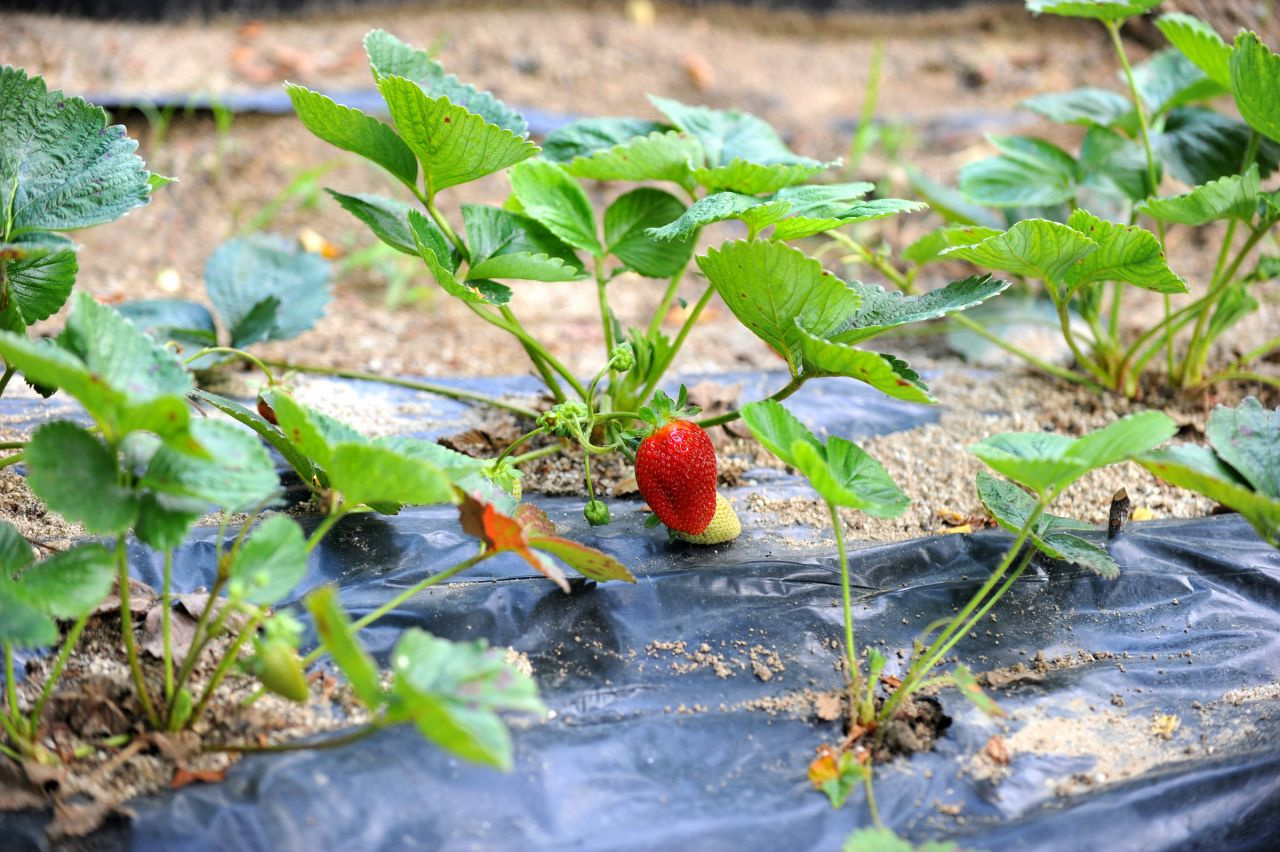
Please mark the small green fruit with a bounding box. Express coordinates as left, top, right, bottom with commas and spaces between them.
584, 499, 612, 526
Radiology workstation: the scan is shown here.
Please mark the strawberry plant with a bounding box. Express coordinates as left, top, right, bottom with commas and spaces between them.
1139, 396, 1280, 546
892, 1, 1280, 398
0, 67, 168, 399
269, 29, 1010, 536
0, 291, 630, 782
740, 397, 1177, 815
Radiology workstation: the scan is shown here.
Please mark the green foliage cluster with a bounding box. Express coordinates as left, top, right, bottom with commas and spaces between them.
288, 30, 1009, 526
895, 0, 1280, 397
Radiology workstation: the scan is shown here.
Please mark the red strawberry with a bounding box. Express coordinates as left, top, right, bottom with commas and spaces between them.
635, 419, 717, 535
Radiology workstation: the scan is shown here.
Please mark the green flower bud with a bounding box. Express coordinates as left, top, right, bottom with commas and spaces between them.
608, 342, 635, 373
584, 499, 612, 527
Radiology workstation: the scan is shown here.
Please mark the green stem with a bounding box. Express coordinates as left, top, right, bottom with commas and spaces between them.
0, 452, 23, 470
188, 611, 263, 727
28, 610, 93, 730
206, 723, 379, 754
1237, 334, 1280, 366
1201, 369, 1280, 390
863, 772, 883, 830
162, 550, 174, 701
186, 346, 276, 382
1178, 225, 1268, 387
647, 257, 693, 338
880, 501, 1045, 723
695, 375, 807, 429
0, 361, 13, 400
829, 502, 860, 693
499, 304, 572, 401
493, 427, 546, 467
830, 232, 909, 291
4, 642, 18, 722
0, 742, 21, 761
919, 546, 1036, 675
259, 361, 541, 420
305, 507, 349, 556
424, 197, 470, 265
638, 283, 717, 403
169, 574, 228, 712
508, 442, 566, 466
0, 441, 25, 450
116, 535, 160, 728
947, 313, 1105, 393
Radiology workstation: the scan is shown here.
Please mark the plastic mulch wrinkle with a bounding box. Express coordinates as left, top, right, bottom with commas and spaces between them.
1, 374, 1278, 850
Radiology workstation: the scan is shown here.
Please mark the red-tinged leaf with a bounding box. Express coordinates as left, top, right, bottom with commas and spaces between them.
514, 503, 556, 536
459, 494, 570, 592
528, 536, 636, 583
170, 766, 228, 789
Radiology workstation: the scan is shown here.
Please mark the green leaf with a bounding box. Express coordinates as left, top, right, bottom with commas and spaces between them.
5, 248, 77, 328
976, 470, 1118, 578
117, 299, 217, 350
958, 135, 1077, 208
738, 396, 819, 468
1077, 126, 1155, 203
901, 225, 1003, 266
192, 390, 317, 485
1064, 209, 1186, 295
0, 66, 152, 232
463, 204, 585, 282
541, 117, 669, 162
798, 330, 936, 404
205, 235, 332, 348
135, 493, 201, 552
378, 75, 537, 193
646, 192, 768, 242
815, 750, 869, 810
696, 239, 859, 370
943, 218, 1097, 290
604, 188, 693, 277
1027, 0, 1161, 23
693, 159, 829, 195
972, 412, 1177, 495
648, 95, 818, 169
0, 582, 56, 647
830, 275, 1011, 345
1155, 108, 1280, 185
26, 421, 138, 534
1231, 32, 1280, 142
264, 389, 365, 472
1140, 444, 1280, 546
970, 431, 1079, 495
952, 662, 1005, 716
773, 197, 927, 241
15, 543, 114, 619
141, 418, 279, 512
1020, 87, 1134, 128
0, 520, 33, 575
792, 437, 910, 516
363, 29, 528, 136
562, 130, 702, 186
1157, 13, 1232, 88
905, 164, 1003, 229
408, 210, 509, 305
1136, 164, 1260, 225
508, 159, 599, 254
285, 83, 418, 188
1133, 49, 1225, 116
306, 585, 384, 709
229, 515, 308, 605
527, 536, 635, 583
327, 190, 418, 255
390, 629, 545, 770
1206, 397, 1280, 499
327, 442, 457, 508
1205, 284, 1258, 346
739, 399, 907, 516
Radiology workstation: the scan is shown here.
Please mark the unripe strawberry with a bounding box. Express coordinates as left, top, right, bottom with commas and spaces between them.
635, 418, 717, 535
674, 494, 741, 545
